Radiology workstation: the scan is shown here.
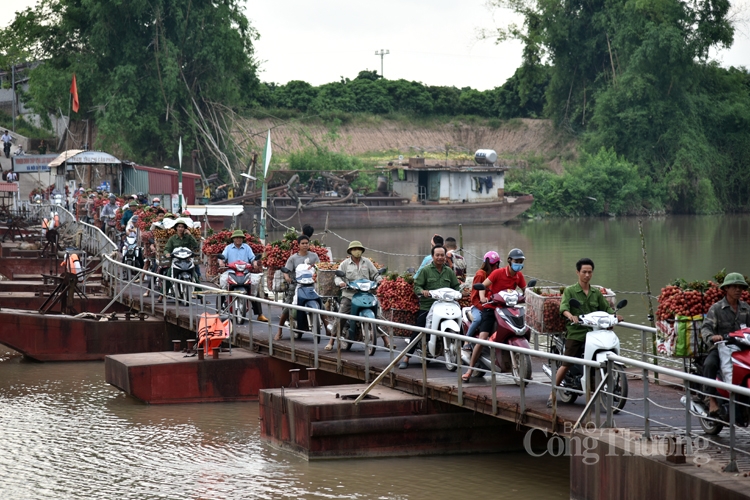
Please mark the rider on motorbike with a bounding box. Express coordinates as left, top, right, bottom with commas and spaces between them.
549, 257, 621, 407
701, 272, 750, 418
462, 248, 527, 380
463, 251, 501, 350
275, 235, 320, 341
217, 229, 268, 322
327, 240, 389, 351
400, 245, 461, 369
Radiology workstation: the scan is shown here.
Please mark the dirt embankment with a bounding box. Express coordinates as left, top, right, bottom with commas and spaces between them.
237, 117, 575, 172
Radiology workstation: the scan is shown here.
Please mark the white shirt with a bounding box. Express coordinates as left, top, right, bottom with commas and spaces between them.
1, 133, 11, 144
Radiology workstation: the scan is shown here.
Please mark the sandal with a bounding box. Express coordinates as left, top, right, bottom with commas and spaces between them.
324, 344, 333, 351
461, 372, 472, 382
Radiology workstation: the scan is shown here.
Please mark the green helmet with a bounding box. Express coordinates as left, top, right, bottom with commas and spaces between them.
231, 230, 245, 240
721, 272, 748, 289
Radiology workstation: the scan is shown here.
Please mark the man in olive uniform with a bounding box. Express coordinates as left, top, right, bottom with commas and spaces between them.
550, 257, 621, 407
701, 272, 750, 418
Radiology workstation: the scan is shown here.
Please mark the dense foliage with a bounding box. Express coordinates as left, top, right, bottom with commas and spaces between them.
1, 0, 260, 163
506, 148, 653, 216
490, 0, 750, 214
255, 68, 549, 120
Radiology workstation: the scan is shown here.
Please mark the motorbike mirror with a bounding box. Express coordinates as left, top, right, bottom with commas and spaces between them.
615, 299, 628, 310
378, 267, 388, 275
473, 283, 485, 291
569, 298, 582, 309
280, 267, 290, 274
527, 279, 537, 288
334, 270, 346, 278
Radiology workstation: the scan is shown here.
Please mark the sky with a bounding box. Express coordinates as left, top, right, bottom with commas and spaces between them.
2, 0, 749, 91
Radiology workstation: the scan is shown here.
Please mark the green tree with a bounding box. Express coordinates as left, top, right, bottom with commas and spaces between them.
489, 0, 747, 213
2, 0, 259, 166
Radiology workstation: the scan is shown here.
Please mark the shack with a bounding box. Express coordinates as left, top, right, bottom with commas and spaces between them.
121, 164, 200, 212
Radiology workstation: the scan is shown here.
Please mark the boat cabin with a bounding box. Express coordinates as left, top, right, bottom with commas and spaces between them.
389, 158, 507, 204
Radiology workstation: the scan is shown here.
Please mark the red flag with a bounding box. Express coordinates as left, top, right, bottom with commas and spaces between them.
70, 74, 79, 113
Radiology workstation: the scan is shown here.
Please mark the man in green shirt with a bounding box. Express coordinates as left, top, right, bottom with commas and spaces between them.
164, 220, 199, 256
548, 257, 621, 407
399, 245, 461, 369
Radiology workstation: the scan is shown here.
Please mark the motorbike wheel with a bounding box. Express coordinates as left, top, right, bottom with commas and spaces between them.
361, 322, 377, 356
235, 299, 246, 325
551, 346, 578, 404
444, 338, 459, 372
599, 363, 629, 414
700, 414, 725, 435
512, 352, 533, 387
306, 301, 322, 344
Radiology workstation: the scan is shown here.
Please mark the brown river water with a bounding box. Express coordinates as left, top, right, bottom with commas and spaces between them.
2, 215, 747, 499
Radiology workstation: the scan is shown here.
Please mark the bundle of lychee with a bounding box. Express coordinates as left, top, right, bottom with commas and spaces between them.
656, 272, 750, 321
377, 273, 420, 313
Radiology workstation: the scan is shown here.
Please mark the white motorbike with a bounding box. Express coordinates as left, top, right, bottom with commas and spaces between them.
421, 288, 463, 371
542, 298, 629, 413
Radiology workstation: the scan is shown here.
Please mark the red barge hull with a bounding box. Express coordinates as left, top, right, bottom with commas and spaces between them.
255, 196, 534, 229
0, 309, 177, 362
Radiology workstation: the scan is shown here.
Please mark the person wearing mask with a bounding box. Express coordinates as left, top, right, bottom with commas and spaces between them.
462, 248, 528, 381
548, 257, 621, 407
100, 195, 117, 230
399, 245, 461, 368
150, 197, 166, 215
326, 241, 388, 351
462, 251, 501, 350
275, 234, 320, 340
701, 273, 750, 419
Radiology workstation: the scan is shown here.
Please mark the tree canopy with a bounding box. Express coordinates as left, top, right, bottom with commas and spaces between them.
1, 0, 260, 166
489, 0, 750, 213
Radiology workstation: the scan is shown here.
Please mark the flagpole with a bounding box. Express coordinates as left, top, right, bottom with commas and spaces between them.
178, 137, 183, 212
260, 130, 272, 245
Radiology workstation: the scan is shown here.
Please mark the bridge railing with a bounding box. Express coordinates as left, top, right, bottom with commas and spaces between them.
67, 217, 750, 469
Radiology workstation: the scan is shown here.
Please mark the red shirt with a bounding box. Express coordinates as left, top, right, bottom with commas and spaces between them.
486, 266, 527, 296
470, 269, 488, 308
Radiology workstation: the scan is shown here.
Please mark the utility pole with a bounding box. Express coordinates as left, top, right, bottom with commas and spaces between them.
374, 49, 390, 78
11, 65, 16, 132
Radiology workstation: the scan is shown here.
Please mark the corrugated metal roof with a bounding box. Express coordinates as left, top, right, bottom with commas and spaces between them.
122, 167, 149, 196
148, 170, 174, 197
0, 182, 19, 193
132, 165, 200, 205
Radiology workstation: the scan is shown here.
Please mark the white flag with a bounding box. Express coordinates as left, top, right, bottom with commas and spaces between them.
178, 137, 183, 169
263, 129, 272, 176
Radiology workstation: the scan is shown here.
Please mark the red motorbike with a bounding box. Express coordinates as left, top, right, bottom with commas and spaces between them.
225, 260, 260, 325
460, 279, 536, 386
683, 327, 750, 435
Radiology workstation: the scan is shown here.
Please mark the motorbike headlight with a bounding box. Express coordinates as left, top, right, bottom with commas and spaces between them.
235, 264, 246, 272
358, 283, 371, 291
597, 318, 611, 329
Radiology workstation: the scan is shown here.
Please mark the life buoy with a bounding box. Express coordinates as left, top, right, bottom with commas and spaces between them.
61, 253, 82, 277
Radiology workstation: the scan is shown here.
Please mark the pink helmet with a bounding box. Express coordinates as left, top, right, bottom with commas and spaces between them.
484, 251, 500, 264
152, 197, 160, 203
181, 210, 191, 216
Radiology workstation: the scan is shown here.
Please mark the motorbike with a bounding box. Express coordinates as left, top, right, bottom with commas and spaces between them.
461, 279, 537, 386
281, 264, 325, 342
169, 247, 198, 303
681, 328, 750, 435
335, 268, 387, 355
121, 233, 144, 278
542, 298, 629, 413
3, 141, 11, 158
422, 288, 463, 371
225, 260, 261, 325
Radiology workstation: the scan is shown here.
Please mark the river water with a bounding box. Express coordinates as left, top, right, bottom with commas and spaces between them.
2, 215, 747, 499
